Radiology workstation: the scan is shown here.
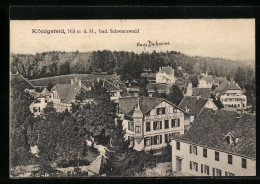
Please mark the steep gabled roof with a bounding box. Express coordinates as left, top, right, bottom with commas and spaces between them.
172, 108, 256, 159
178, 96, 209, 117
10, 74, 35, 89
200, 75, 214, 83
161, 67, 174, 75
52, 84, 83, 103
213, 80, 243, 97
192, 88, 211, 98
118, 97, 187, 116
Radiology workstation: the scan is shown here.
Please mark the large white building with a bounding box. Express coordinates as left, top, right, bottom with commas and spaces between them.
213, 80, 247, 109
170, 108, 256, 176
156, 66, 175, 84
117, 97, 189, 151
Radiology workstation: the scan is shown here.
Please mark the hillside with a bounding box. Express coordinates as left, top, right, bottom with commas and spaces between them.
10, 50, 254, 80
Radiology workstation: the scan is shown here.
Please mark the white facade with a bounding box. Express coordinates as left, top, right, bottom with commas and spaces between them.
122, 100, 186, 151
198, 79, 213, 88
156, 67, 175, 84
220, 89, 247, 109
171, 140, 256, 176
30, 97, 49, 116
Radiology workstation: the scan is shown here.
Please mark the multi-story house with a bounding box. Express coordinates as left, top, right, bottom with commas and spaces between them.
29, 88, 50, 116
117, 97, 189, 151
213, 80, 247, 109
156, 66, 175, 84
170, 108, 256, 176
178, 96, 218, 132
49, 78, 88, 112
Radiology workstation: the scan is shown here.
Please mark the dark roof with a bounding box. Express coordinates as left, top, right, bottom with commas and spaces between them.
52, 84, 83, 103
212, 79, 229, 95
178, 96, 209, 117
192, 88, 211, 98
201, 75, 214, 83
161, 67, 174, 75
213, 80, 242, 97
147, 83, 171, 92
118, 97, 186, 116
173, 108, 256, 159
10, 74, 35, 89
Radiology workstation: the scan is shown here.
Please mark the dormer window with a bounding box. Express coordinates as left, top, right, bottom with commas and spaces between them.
224, 132, 238, 145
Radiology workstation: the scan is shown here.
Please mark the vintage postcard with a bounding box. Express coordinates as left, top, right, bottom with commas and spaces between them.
10, 19, 255, 177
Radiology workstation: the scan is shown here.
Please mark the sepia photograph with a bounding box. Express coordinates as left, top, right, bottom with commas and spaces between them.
9, 19, 256, 177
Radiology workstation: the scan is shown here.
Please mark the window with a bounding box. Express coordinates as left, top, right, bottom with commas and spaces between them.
189, 145, 192, 154
45, 100, 47, 103
156, 108, 165, 115
228, 155, 232, 165
153, 121, 162, 130
242, 158, 247, 169
203, 148, 207, 158
128, 121, 134, 131
144, 137, 150, 146
191, 162, 198, 171
146, 122, 151, 132
225, 172, 235, 176
176, 141, 180, 150
177, 119, 180, 127
201, 164, 209, 175
190, 161, 198, 171
171, 119, 176, 127
164, 120, 169, 129
215, 151, 219, 161
135, 126, 141, 133
165, 134, 169, 143
153, 135, 162, 145
193, 146, 197, 155
162, 107, 165, 114
216, 169, 222, 176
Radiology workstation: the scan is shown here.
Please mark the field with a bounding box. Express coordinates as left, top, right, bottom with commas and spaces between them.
29, 74, 118, 86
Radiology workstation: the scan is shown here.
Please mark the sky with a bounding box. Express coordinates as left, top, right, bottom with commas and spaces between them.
10, 19, 255, 61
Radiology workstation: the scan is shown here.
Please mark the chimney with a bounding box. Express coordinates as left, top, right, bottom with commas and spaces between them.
78, 79, 81, 87
196, 96, 200, 100
159, 67, 161, 72
97, 78, 100, 82
71, 79, 74, 85
16, 71, 19, 74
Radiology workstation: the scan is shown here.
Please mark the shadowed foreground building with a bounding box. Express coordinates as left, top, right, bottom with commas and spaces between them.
170, 108, 256, 176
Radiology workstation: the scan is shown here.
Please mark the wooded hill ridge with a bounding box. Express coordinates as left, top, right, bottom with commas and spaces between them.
10, 50, 254, 80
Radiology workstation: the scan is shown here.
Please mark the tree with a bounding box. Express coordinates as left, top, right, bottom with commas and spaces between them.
189, 75, 199, 88
138, 76, 149, 97
60, 61, 71, 75
116, 59, 143, 84
166, 84, 184, 106
10, 79, 35, 167
47, 82, 54, 92
71, 81, 116, 146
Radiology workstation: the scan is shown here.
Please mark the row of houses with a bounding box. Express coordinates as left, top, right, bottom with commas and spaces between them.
11, 73, 255, 176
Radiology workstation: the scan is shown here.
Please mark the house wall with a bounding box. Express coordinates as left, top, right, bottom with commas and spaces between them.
220, 89, 247, 109
156, 73, 175, 84
205, 99, 218, 110
123, 100, 186, 151
198, 80, 212, 88
171, 140, 256, 176
30, 97, 48, 116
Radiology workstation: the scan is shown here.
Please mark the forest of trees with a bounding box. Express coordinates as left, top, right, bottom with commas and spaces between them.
10, 50, 254, 80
